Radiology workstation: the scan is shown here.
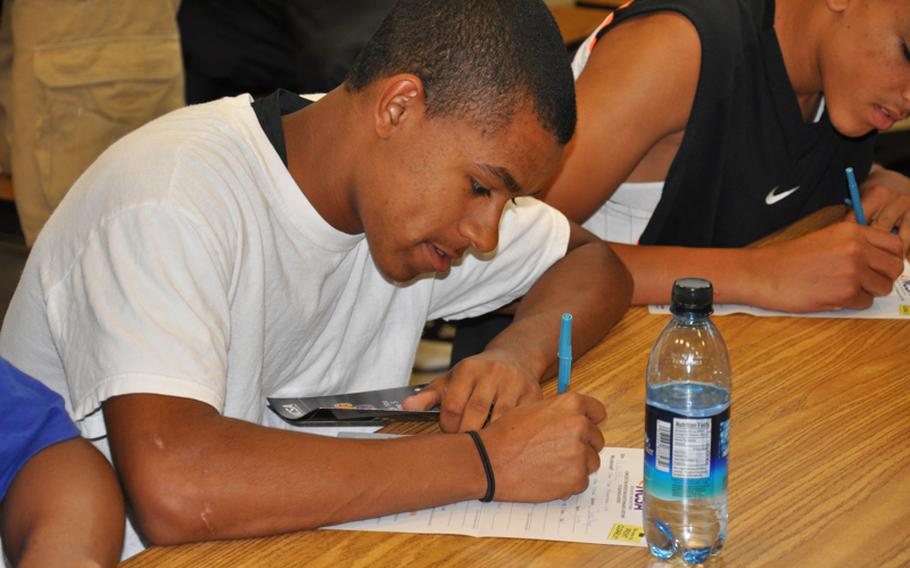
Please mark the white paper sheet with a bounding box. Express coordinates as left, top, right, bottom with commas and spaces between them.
649, 259, 910, 319
324, 447, 646, 547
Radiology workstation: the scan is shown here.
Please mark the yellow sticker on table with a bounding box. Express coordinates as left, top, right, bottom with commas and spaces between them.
900, 304, 910, 317
608, 523, 645, 543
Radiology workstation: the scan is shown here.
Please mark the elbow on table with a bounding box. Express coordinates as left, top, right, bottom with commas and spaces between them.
596, 239, 634, 307
615, 253, 634, 307
125, 467, 221, 546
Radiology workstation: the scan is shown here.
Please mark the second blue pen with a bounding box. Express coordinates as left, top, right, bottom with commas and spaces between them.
557, 313, 572, 394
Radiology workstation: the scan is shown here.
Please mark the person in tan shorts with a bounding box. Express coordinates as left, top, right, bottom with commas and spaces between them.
0, 0, 185, 245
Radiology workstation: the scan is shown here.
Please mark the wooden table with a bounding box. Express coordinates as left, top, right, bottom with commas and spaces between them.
122, 207, 910, 567
549, 6, 610, 47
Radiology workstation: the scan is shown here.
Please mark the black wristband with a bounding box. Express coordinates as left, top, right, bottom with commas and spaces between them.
467, 430, 495, 503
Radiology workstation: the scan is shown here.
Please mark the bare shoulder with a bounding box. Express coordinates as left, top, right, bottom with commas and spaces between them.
591, 11, 701, 61
541, 11, 702, 223
578, 10, 702, 130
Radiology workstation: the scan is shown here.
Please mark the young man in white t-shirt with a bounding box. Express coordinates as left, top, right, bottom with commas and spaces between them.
0, 0, 632, 558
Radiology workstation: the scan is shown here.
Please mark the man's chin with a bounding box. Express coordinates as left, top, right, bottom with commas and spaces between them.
829, 112, 876, 139
375, 262, 439, 285
837, 124, 877, 138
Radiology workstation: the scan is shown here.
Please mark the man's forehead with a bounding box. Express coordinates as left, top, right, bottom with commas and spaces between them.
427, 107, 562, 194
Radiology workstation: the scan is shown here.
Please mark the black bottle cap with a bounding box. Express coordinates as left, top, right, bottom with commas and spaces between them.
670, 278, 714, 316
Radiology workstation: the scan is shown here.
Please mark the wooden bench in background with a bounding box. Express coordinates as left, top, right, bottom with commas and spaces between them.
0, 175, 12, 202
549, 5, 610, 48
575, 0, 625, 8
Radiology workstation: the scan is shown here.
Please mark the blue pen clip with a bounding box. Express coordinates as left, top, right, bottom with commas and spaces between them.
557, 313, 572, 394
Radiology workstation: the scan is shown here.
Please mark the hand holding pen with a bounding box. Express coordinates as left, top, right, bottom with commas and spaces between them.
845, 166, 910, 254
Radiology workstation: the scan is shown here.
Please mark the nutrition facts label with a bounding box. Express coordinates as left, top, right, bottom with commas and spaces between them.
671, 418, 711, 479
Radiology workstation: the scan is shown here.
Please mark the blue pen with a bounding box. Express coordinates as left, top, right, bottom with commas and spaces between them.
845, 167, 867, 225
845, 167, 899, 234
557, 313, 572, 394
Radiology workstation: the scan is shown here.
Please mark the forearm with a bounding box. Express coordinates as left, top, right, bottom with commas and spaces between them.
487, 240, 632, 380
1, 439, 124, 568
112, 408, 486, 545
611, 243, 759, 305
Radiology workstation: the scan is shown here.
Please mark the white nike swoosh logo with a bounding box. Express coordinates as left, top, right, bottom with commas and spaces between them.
765, 185, 800, 205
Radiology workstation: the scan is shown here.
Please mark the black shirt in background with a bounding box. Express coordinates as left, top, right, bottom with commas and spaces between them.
179, 0, 396, 104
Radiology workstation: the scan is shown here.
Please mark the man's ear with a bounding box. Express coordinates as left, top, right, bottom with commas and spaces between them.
374, 75, 425, 139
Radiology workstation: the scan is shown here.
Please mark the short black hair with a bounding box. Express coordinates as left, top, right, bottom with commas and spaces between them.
345, 0, 576, 145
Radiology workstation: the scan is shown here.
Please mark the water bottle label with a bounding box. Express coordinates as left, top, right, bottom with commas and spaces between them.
644, 404, 729, 500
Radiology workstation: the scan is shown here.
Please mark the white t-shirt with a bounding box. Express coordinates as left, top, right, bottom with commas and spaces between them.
0, 94, 570, 557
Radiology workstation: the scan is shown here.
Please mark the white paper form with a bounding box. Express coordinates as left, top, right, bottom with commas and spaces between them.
649, 259, 910, 319
325, 447, 646, 547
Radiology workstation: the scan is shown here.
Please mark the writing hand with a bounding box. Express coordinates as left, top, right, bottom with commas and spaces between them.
480, 393, 606, 502
751, 221, 904, 312
853, 166, 910, 254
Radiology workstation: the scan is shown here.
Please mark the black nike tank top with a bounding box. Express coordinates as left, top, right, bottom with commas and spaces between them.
595, 0, 876, 246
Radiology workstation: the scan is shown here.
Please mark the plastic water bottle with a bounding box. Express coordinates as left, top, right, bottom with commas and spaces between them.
643, 278, 731, 564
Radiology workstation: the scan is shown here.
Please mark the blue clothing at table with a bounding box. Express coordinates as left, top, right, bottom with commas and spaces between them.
0, 357, 79, 500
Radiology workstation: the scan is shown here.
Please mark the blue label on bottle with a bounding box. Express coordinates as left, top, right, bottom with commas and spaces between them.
644, 404, 729, 500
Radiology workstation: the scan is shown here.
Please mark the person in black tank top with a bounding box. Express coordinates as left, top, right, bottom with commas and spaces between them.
544, 0, 910, 314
